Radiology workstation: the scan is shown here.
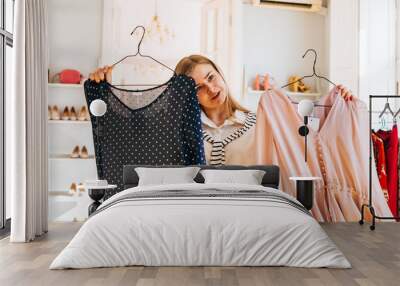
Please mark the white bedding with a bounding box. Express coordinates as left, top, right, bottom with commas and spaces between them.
50, 183, 351, 269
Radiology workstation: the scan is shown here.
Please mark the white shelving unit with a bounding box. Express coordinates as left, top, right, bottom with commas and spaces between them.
48, 0, 103, 222
48, 83, 84, 88
48, 120, 91, 124
48, 83, 97, 222
246, 87, 265, 95
49, 155, 96, 160
286, 91, 322, 102
48, 190, 92, 222
242, 87, 266, 112
243, 86, 323, 112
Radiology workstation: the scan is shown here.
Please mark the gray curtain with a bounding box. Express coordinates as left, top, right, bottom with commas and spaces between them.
8, 0, 48, 242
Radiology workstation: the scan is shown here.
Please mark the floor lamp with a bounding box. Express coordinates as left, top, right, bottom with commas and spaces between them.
89, 99, 107, 180
290, 99, 320, 211
298, 99, 314, 162
88, 99, 107, 215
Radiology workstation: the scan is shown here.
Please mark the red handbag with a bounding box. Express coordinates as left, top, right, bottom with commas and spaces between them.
52, 69, 83, 84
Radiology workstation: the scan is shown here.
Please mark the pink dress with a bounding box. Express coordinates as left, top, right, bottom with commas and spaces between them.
255, 87, 392, 222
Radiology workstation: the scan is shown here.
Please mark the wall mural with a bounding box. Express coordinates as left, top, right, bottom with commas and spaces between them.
82, 1, 394, 223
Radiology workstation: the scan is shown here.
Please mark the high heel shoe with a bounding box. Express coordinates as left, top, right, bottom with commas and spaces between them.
253, 74, 260, 91
51, 105, 60, 120
78, 106, 88, 121
69, 182, 77, 195
77, 182, 85, 190
288, 76, 299, 92
77, 182, 85, 196
80, 145, 89, 159
263, 74, 270, 91
70, 106, 77, 121
71, 146, 80, 158
61, 106, 70, 120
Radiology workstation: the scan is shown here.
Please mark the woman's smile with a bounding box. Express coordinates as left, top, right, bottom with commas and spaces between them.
210, 91, 221, 101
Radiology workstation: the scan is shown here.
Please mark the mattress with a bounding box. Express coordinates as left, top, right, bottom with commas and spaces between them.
50, 183, 351, 269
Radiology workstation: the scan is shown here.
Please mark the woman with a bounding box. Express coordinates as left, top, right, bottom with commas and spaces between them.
89, 55, 354, 165
174, 55, 258, 165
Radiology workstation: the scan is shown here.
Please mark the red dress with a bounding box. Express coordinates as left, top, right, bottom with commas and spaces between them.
371, 132, 389, 201
376, 125, 399, 216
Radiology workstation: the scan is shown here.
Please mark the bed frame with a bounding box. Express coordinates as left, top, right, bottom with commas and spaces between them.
122, 165, 280, 190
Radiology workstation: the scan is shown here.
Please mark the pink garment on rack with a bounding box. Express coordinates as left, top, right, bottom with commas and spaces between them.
255, 86, 392, 222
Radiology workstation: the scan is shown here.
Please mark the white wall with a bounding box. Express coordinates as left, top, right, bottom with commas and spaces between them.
359, 0, 397, 112
101, 0, 203, 85
327, 0, 359, 98
48, 0, 103, 79
242, 5, 328, 93
201, 0, 244, 100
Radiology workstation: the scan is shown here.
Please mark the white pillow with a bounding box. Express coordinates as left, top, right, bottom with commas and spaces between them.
200, 169, 266, 185
135, 167, 200, 186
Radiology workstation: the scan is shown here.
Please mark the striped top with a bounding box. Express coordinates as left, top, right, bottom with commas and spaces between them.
201, 111, 257, 165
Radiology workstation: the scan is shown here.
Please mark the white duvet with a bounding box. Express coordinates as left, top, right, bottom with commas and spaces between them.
50, 183, 351, 269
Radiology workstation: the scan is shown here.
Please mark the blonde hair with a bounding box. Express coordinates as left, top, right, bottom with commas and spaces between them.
175, 54, 249, 118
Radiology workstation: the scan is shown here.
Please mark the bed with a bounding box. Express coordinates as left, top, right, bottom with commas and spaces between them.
50, 165, 350, 269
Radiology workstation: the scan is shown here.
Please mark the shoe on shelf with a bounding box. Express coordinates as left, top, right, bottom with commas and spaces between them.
77, 182, 85, 196
77, 182, 85, 190
61, 106, 70, 120
48, 105, 51, 120
70, 106, 77, 121
51, 105, 60, 120
69, 182, 77, 195
86, 107, 90, 120
78, 106, 89, 121
70, 146, 80, 158
80, 145, 89, 159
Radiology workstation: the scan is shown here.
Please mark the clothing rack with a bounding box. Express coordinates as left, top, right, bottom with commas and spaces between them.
359, 95, 400, 230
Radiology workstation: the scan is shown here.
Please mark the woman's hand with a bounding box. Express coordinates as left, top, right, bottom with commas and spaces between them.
89, 66, 113, 83
337, 84, 354, 102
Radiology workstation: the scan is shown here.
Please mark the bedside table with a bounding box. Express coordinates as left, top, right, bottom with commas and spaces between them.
85, 184, 117, 216
289, 177, 321, 210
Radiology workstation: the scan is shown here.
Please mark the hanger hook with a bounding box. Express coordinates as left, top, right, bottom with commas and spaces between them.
302, 49, 317, 75
130, 25, 146, 55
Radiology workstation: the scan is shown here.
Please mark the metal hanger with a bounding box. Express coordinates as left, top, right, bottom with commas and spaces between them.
392, 104, 400, 118
281, 49, 336, 108
379, 98, 395, 118
111, 25, 175, 87
281, 49, 337, 89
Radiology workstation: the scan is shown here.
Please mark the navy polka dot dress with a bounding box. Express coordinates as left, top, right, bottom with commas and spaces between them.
84, 74, 206, 199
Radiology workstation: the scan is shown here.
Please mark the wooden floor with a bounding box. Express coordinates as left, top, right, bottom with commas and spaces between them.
0, 222, 399, 286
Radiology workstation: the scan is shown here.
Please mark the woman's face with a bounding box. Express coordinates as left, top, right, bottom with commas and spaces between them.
189, 64, 227, 109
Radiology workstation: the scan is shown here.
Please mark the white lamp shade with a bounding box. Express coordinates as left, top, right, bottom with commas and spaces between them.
298, 99, 314, 117
90, 99, 107, 117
